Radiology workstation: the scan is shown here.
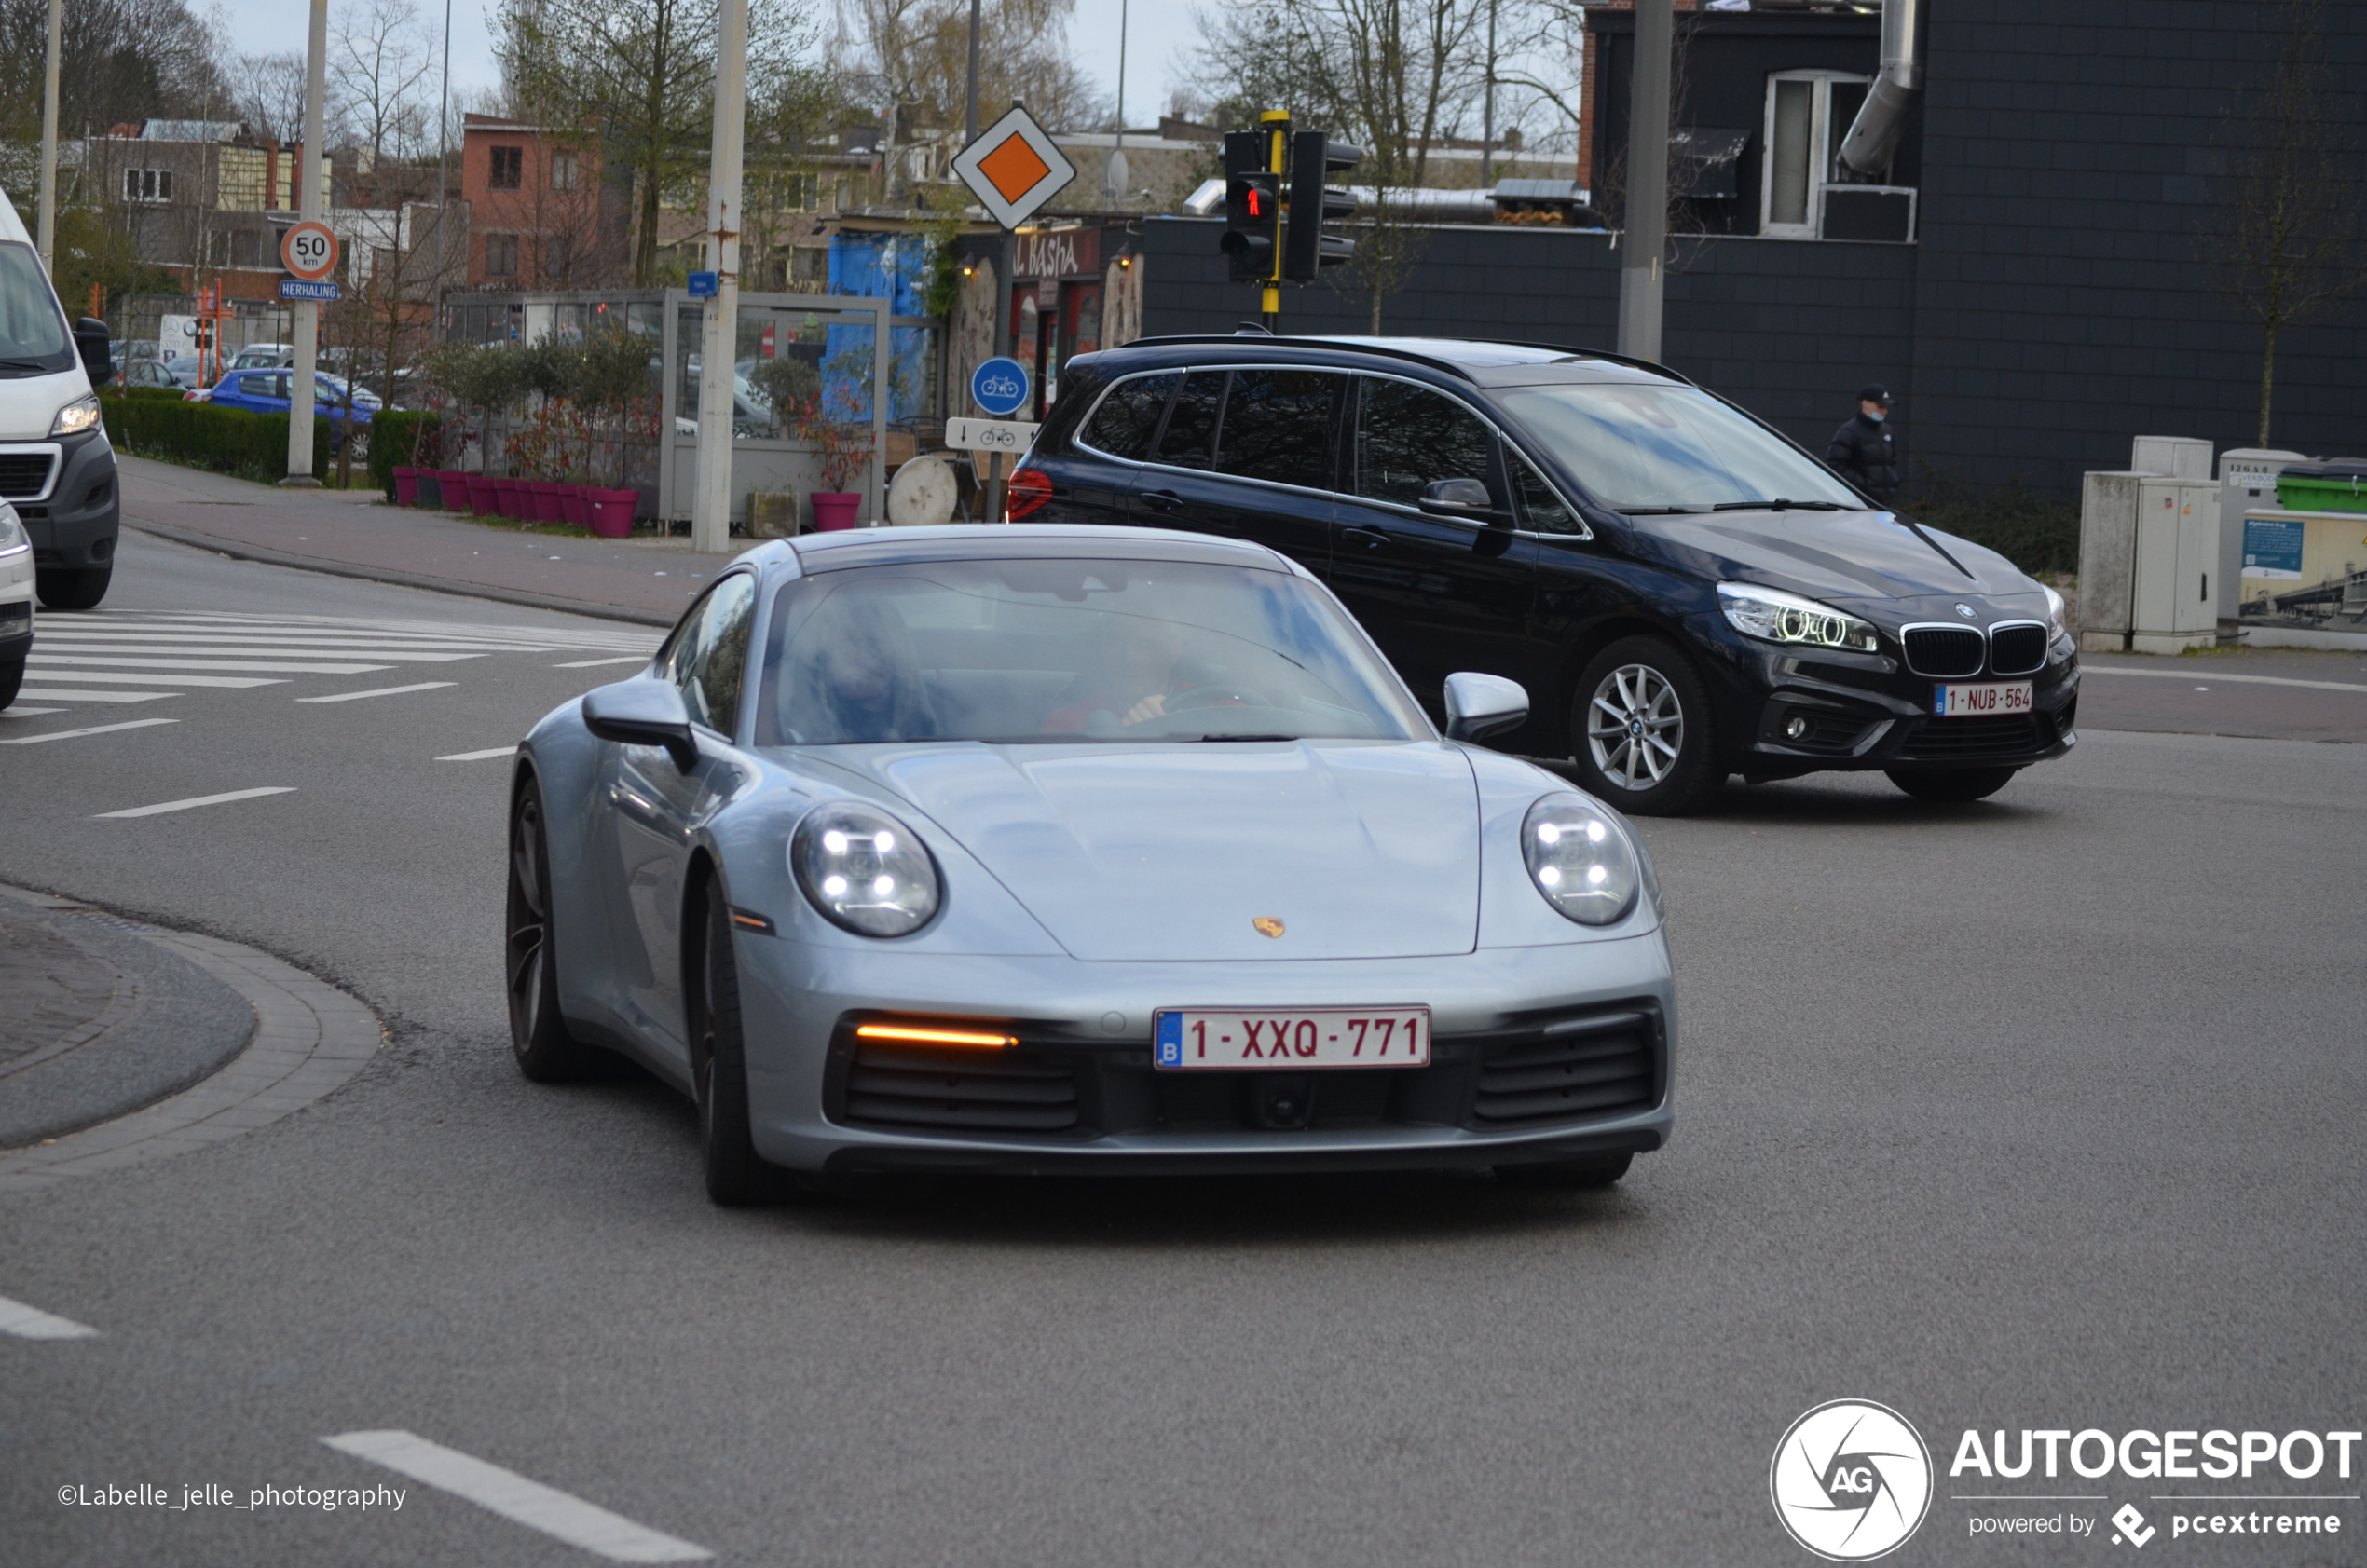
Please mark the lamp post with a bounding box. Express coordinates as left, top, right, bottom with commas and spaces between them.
36, 0, 61, 275
283, 0, 331, 485
1616, 0, 1671, 362
690, 0, 749, 552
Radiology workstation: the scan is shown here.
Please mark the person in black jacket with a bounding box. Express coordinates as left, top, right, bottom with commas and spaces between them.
1827, 384, 1900, 507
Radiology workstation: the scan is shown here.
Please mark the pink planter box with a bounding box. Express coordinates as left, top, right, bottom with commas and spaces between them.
532, 482, 566, 523
811, 491, 863, 531
493, 479, 524, 519
558, 485, 589, 526
392, 466, 418, 506
466, 475, 501, 515
586, 488, 638, 539
437, 470, 472, 510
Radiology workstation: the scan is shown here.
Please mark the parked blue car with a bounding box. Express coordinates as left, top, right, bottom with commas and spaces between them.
195, 370, 377, 430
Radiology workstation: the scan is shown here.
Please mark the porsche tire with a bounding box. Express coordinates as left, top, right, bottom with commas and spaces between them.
1569, 636, 1723, 816
1884, 766, 2018, 802
506, 776, 597, 1081
694, 879, 777, 1207
1496, 1152, 1633, 1190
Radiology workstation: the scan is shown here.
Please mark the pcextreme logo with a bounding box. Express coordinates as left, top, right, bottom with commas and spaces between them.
1772, 1399, 1936, 1561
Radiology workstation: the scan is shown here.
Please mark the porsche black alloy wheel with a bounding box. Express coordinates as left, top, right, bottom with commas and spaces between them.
1884, 766, 2019, 802
506, 778, 595, 1080
1570, 635, 1723, 816
695, 880, 776, 1206
36, 566, 112, 611
1496, 1152, 1633, 1190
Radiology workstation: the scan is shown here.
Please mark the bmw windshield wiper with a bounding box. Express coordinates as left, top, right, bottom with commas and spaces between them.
1617, 505, 1707, 515
1198, 733, 1299, 742
1711, 498, 1844, 511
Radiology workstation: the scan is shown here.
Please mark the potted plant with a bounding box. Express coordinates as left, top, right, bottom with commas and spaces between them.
789, 389, 874, 531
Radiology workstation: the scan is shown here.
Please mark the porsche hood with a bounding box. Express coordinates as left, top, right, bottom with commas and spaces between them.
829, 742, 1481, 961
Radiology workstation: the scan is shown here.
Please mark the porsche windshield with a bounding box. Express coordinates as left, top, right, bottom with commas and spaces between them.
1496, 381, 1863, 512
754, 558, 1430, 745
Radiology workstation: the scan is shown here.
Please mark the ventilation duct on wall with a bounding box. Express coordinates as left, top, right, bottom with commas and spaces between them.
1838, 0, 1922, 176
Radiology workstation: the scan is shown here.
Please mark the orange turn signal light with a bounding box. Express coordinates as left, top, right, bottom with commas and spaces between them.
855, 1021, 1016, 1050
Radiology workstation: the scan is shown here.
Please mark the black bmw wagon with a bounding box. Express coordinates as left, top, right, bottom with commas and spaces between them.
1006, 335, 2077, 815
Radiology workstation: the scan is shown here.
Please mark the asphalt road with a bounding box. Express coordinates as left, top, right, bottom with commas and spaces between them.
5, 530, 2364, 1568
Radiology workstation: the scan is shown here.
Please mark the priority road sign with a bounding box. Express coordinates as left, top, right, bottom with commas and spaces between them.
280, 220, 338, 282
951, 105, 1078, 231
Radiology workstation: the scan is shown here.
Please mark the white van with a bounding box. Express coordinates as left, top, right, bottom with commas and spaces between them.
0, 184, 119, 643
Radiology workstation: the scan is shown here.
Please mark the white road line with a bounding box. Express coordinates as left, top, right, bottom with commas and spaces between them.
14, 689, 180, 703
39, 632, 556, 649
0, 1293, 100, 1340
35, 643, 489, 662
9, 670, 284, 688
30, 656, 395, 675
2, 718, 181, 746
2082, 666, 2367, 695
296, 682, 458, 704
554, 656, 650, 669
96, 785, 294, 817
321, 1431, 711, 1562
439, 746, 518, 761
0, 706, 67, 716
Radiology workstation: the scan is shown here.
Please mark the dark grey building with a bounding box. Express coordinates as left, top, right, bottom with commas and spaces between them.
1133, 0, 2364, 498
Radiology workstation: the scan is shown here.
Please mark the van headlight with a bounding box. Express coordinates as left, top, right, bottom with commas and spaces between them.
1717, 581, 1880, 653
51, 394, 102, 437
791, 801, 941, 936
1522, 793, 1641, 926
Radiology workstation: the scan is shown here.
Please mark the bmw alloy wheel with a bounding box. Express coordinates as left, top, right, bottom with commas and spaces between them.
1587, 664, 1685, 791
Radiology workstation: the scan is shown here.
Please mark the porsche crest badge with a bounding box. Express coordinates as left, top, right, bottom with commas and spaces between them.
1252, 917, 1285, 939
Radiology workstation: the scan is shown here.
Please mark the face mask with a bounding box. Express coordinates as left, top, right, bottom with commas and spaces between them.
1868, 409, 1886, 423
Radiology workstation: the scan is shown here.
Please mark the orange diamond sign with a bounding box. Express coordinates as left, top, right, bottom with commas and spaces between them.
952, 104, 1077, 230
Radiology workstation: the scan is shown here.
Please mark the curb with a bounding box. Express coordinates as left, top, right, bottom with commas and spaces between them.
0, 885, 384, 1193
123, 517, 679, 629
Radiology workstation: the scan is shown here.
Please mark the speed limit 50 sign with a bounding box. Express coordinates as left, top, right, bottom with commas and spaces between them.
280, 221, 339, 282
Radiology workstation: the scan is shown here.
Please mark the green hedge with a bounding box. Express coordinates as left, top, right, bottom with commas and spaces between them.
114, 385, 192, 402
100, 395, 333, 484
366, 412, 444, 500
1902, 470, 2082, 578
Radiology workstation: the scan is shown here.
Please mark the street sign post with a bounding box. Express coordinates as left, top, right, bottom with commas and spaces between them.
953, 106, 1075, 525
279, 279, 339, 301
945, 417, 1038, 454
280, 220, 338, 282
971, 357, 1030, 418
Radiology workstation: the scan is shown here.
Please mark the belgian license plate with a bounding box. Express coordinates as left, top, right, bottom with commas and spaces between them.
1933, 681, 2032, 716
1154, 1007, 1431, 1070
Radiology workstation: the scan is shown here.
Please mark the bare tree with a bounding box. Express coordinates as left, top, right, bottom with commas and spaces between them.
2199, 0, 2363, 446
230, 50, 317, 143
331, 0, 438, 165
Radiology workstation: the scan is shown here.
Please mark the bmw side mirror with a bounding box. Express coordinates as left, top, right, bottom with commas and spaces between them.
75, 318, 116, 388
1416, 477, 1495, 518
1443, 671, 1527, 742
582, 682, 698, 771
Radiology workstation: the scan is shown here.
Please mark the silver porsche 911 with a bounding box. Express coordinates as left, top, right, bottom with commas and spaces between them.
507, 525, 1676, 1203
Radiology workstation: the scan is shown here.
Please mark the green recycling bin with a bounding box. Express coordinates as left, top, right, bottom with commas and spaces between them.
2276, 460, 2367, 513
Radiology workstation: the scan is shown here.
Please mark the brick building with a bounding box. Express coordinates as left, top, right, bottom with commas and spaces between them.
458, 115, 629, 289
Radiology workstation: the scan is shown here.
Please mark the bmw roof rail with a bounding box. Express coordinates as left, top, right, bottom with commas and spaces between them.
1490, 341, 1697, 386
1109, 334, 1693, 386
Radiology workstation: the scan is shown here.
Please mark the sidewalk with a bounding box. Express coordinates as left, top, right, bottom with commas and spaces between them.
116, 456, 747, 626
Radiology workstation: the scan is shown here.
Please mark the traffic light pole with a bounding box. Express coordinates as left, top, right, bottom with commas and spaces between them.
1263, 112, 1288, 331
1617, 0, 1672, 363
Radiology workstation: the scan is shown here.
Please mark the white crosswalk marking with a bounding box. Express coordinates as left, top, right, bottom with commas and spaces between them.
96, 785, 294, 817
4, 610, 660, 732
322, 1431, 710, 1561
0, 1293, 101, 1339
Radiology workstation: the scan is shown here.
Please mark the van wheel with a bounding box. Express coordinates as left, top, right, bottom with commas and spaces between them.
1568, 636, 1723, 815
37, 566, 112, 610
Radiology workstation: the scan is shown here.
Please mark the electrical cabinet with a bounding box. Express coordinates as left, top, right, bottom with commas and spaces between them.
2130, 480, 2219, 653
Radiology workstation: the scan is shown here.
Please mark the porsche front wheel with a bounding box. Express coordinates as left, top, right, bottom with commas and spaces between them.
506, 777, 595, 1081
694, 880, 775, 1207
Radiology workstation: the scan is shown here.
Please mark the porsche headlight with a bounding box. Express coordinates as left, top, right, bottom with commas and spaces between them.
51, 393, 102, 437
1717, 582, 1880, 654
790, 801, 940, 937
2043, 583, 2073, 642
1522, 793, 1641, 927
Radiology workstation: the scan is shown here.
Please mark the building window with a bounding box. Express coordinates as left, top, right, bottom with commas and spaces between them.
1759, 73, 1871, 239
489, 145, 524, 190
124, 168, 174, 203
486, 234, 519, 277
552, 151, 579, 191
790, 247, 828, 285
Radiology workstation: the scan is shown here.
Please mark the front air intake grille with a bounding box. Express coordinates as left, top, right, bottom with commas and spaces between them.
1471, 1007, 1659, 1126
0, 452, 58, 499
1989, 622, 2049, 675
1902, 625, 1986, 677
842, 1044, 1080, 1134
1899, 714, 2043, 759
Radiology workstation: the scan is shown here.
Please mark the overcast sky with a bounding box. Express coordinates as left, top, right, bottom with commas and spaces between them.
211, 0, 1205, 135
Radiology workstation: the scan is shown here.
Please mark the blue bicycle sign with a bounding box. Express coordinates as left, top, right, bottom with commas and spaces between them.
971, 357, 1031, 417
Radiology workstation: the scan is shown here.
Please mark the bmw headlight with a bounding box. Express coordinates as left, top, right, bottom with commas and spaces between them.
1717, 582, 1880, 654
790, 801, 941, 937
1522, 793, 1641, 927
2043, 583, 2073, 642
51, 393, 102, 437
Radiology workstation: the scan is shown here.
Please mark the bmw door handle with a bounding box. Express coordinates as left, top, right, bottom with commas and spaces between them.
1138, 490, 1182, 513
1342, 528, 1389, 551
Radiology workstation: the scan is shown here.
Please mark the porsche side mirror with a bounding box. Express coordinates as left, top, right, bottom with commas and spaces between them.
75, 318, 116, 388
1443, 671, 1527, 742
1416, 477, 1494, 518
582, 682, 698, 771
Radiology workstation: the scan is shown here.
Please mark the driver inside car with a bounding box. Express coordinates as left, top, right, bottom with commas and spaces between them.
1041, 612, 1200, 734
